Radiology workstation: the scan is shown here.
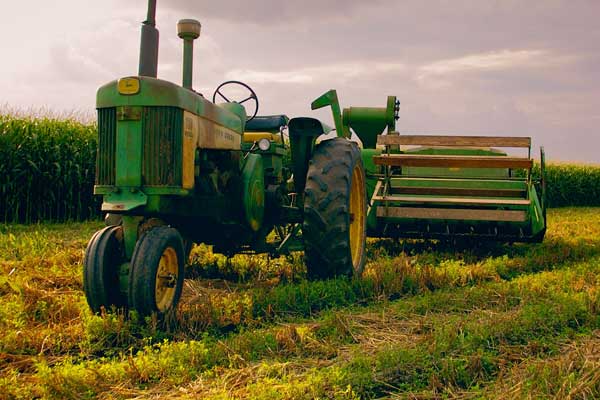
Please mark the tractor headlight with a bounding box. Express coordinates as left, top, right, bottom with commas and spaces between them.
258, 138, 271, 151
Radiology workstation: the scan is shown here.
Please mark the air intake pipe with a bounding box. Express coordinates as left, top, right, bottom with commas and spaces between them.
177, 19, 201, 89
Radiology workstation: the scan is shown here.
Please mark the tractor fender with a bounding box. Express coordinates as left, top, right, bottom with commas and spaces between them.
241, 153, 265, 231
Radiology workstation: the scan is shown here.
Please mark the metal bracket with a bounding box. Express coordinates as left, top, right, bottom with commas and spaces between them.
274, 223, 302, 254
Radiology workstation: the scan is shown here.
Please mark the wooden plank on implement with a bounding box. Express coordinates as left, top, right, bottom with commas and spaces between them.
373, 154, 533, 169
372, 195, 531, 206
377, 135, 531, 148
391, 186, 526, 198
376, 207, 528, 222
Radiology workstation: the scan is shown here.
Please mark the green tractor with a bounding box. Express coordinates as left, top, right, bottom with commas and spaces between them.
84, 0, 368, 316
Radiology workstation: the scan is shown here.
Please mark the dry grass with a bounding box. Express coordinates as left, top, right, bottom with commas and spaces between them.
477, 332, 600, 399
1, 208, 600, 398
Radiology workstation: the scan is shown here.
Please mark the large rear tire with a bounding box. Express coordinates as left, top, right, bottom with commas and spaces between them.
303, 138, 367, 279
83, 226, 127, 313
128, 226, 185, 316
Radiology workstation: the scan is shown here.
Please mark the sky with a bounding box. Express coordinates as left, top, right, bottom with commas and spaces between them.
0, 0, 598, 163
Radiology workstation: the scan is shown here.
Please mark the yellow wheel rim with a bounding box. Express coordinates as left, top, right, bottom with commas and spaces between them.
155, 246, 179, 312
349, 164, 366, 271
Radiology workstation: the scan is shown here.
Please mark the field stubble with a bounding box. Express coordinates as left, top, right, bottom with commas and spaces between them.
0, 208, 600, 399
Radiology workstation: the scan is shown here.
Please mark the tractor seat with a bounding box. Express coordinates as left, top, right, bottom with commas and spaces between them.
245, 115, 289, 133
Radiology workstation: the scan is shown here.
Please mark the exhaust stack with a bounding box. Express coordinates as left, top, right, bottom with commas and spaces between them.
177, 19, 201, 89
138, 0, 159, 77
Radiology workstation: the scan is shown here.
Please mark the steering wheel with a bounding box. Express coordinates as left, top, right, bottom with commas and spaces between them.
212, 80, 259, 122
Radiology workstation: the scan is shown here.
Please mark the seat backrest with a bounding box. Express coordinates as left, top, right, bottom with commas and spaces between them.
245, 115, 289, 133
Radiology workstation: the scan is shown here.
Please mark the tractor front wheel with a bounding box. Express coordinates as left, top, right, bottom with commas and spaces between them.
83, 226, 127, 313
128, 226, 185, 316
303, 138, 367, 279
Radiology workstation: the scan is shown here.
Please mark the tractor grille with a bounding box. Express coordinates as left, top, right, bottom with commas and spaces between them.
96, 108, 116, 185
141, 107, 183, 186
96, 107, 183, 187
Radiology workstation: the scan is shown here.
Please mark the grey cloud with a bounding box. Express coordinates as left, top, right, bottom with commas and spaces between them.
164, 0, 385, 25
41, 45, 111, 84
1, 0, 598, 163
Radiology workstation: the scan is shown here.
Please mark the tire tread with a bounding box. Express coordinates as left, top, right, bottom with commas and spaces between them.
303, 138, 366, 279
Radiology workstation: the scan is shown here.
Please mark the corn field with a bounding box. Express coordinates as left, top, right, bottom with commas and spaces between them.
0, 114, 98, 223
0, 113, 599, 223
536, 162, 600, 207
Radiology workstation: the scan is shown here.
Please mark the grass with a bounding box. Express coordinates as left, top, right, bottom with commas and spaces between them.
1, 208, 600, 398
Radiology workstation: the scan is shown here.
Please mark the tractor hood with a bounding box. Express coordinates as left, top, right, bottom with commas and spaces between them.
96, 76, 245, 134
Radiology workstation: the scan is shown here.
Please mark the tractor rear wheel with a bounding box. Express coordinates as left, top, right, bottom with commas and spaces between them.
128, 226, 185, 316
83, 226, 127, 313
303, 138, 367, 279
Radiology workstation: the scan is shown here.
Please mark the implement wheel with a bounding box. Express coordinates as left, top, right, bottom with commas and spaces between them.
83, 226, 127, 313
303, 138, 367, 279
128, 226, 185, 316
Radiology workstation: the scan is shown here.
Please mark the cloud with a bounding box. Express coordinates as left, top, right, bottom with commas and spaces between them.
225, 70, 312, 85
415, 49, 560, 89
225, 61, 407, 85
164, 0, 385, 25
422, 50, 548, 75
46, 44, 113, 84
1, 0, 598, 162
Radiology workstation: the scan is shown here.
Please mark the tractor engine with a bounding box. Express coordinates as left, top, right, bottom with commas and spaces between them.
195, 149, 240, 196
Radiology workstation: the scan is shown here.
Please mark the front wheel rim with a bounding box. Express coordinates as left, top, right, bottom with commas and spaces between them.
154, 246, 179, 312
